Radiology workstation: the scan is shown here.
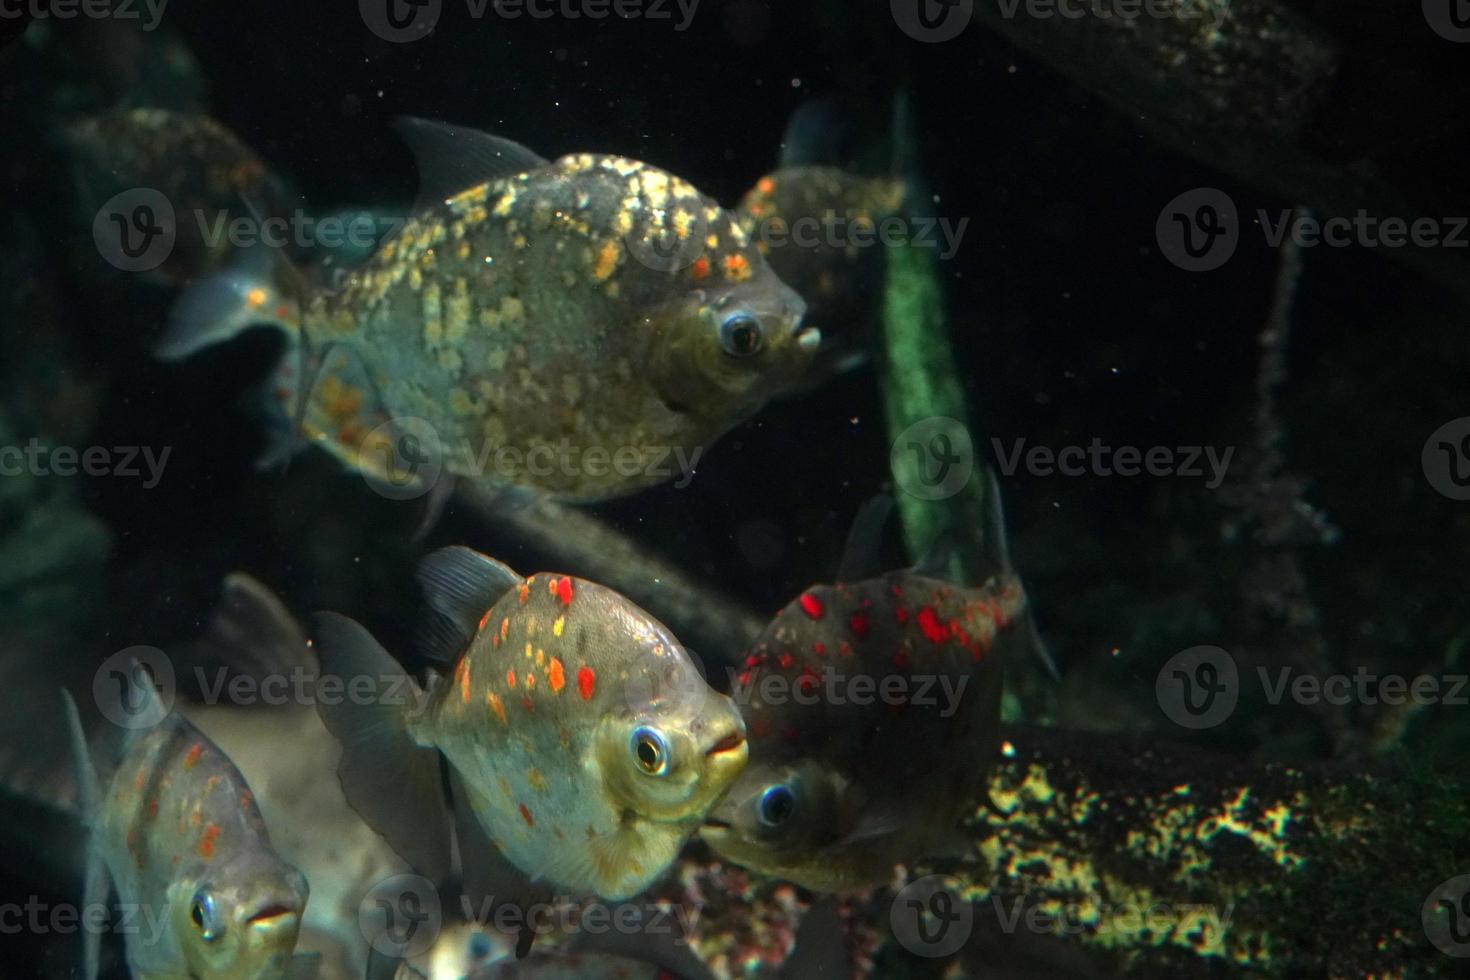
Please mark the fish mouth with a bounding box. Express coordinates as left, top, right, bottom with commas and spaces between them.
246, 904, 300, 929
705, 731, 746, 758
702, 816, 733, 832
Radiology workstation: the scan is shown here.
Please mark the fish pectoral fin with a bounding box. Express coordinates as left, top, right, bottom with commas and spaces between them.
392, 116, 549, 210
311, 613, 452, 884
416, 546, 523, 664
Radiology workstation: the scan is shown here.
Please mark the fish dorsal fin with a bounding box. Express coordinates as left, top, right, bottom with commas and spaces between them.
980, 466, 1013, 576
393, 116, 549, 211
416, 547, 523, 664
170, 572, 315, 692
779, 98, 846, 168
835, 494, 895, 583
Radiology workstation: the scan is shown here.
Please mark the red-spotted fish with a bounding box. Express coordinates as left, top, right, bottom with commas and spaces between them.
61, 674, 315, 980
157, 117, 819, 501
701, 494, 1027, 892
314, 546, 749, 902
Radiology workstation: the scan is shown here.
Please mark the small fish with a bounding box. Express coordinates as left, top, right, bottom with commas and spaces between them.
735, 167, 904, 383
315, 546, 749, 901
61, 673, 315, 980
701, 497, 1025, 893
66, 107, 298, 284
159, 117, 819, 501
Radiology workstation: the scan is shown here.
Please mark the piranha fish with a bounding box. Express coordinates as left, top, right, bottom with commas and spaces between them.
157, 117, 819, 501
314, 546, 749, 902
66, 107, 298, 284
61, 672, 316, 980
734, 167, 904, 383
700, 492, 1027, 893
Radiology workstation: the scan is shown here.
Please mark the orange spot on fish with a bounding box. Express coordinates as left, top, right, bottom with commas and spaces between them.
691, 255, 711, 280
577, 665, 596, 701
518, 583, 530, 605
478, 607, 494, 632
525, 672, 537, 690
488, 691, 507, 724
199, 823, 221, 859
146, 798, 159, 820
459, 659, 473, 704
548, 657, 565, 694
722, 254, 752, 281
757, 176, 777, 195
501, 618, 510, 643
506, 668, 517, 688
246, 287, 268, 308
519, 803, 534, 826
798, 593, 825, 620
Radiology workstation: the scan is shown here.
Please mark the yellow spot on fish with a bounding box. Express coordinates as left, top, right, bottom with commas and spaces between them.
487, 691, 507, 724
528, 768, 547, 792
593, 240, 621, 281
672, 208, 695, 239
552, 615, 566, 637
525, 642, 533, 659
535, 648, 545, 667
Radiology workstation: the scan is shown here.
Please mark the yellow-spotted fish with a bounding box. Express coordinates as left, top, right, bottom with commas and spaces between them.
701, 493, 1029, 893
61, 675, 316, 980
158, 117, 819, 501
314, 546, 749, 902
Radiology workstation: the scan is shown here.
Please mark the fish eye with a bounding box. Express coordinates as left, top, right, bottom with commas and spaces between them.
189, 890, 221, 942
758, 784, 796, 828
631, 726, 670, 776
718, 313, 764, 358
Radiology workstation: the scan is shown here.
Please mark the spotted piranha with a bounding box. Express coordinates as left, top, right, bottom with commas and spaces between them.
700, 493, 1029, 893
314, 546, 749, 902
61, 673, 315, 980
157, 117, 819, 501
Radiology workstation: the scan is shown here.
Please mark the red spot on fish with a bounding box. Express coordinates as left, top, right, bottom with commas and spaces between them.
890, 584, 904, 597
895, 607, 910, 624
778, 653, 795, 670
848, 611, 871, 639
812, 642, 827, 656
199, 823, 220, 859
737, 670, 754, 687
519, 803, 534, 827
798, 593, 825, 620
521, 694, 535, 713
691, 255, 711, 280
893, 650, 911, 671
743, 654, 761, 669
797, 667, 819, 694
554, 576, 574, 605
506, 668, 517, 688
146, 798, 159, 820
517, 583, 531, 605
577, 666, 596, 701
917, 606, 951, 644
184, 743, 203, 769
478, 608, 494, 632
838, 641, 853, 657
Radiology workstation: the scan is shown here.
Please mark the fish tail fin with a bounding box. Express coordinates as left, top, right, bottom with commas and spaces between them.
60, 690, 108, 980
311, 612, 453, 885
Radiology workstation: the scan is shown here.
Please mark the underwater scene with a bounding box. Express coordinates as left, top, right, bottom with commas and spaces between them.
2, 1, 1469, 977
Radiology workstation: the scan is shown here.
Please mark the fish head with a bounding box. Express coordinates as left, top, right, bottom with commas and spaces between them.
699, 758, 849, 877
590, 625, 750, 825
170, 854, 309, 980
644, 270, 819, 421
